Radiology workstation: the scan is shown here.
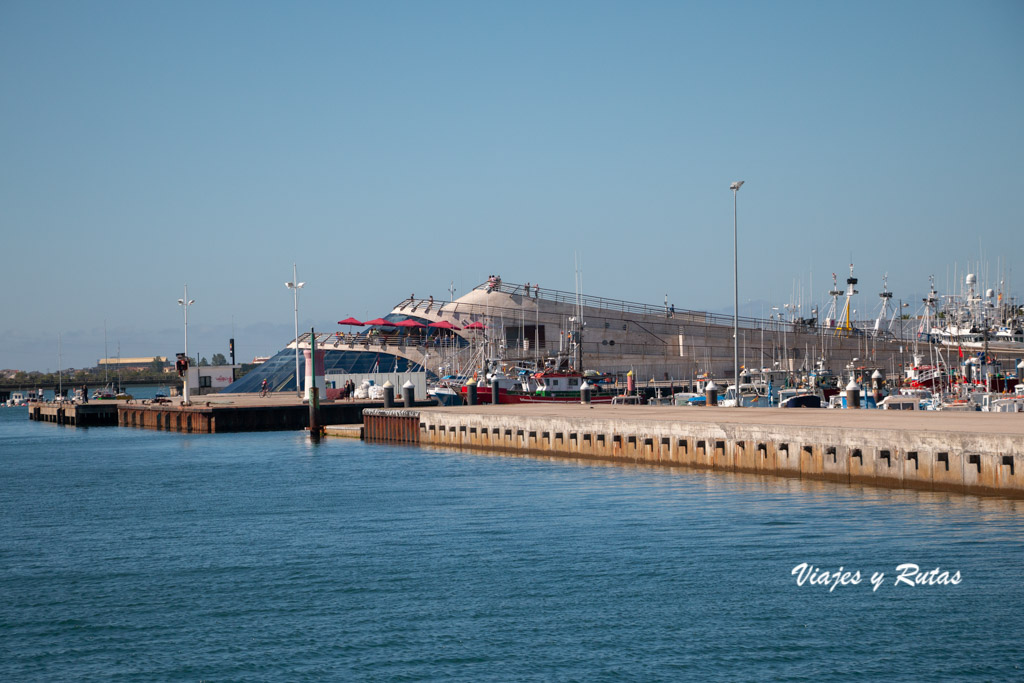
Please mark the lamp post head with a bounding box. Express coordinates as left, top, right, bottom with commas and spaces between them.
730, 181, 745, 191
286, 281, 305, 290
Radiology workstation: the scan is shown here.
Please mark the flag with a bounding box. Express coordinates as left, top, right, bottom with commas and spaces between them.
958, 345, 963, 359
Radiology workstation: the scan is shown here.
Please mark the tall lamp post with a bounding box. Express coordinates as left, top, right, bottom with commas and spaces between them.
285, 263, 306, 398
178, 285, 196, 406
730, 180, 744, 404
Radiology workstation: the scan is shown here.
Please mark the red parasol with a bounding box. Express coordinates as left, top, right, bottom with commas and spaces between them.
464, 321, 486, 329
428, 320, 461, 330
393, 319, 426, 328
363, 317, 395, 327
337, 317, 365, 326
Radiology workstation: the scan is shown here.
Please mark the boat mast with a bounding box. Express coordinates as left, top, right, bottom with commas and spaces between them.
836, 264, 858, 336
875, 274, 893, 337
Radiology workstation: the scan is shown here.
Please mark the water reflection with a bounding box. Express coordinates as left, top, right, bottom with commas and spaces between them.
417, 443, 1024, 517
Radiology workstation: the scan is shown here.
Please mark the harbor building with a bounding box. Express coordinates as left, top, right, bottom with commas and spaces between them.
222, 278, 1014, 394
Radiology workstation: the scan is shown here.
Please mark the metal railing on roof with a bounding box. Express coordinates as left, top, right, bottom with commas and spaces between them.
471, 280, 775, 330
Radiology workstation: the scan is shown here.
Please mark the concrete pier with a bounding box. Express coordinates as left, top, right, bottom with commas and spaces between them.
118, 397, 371, 433
28, 402, 119, 426
28, 394, 440, 433
363, 405, 1024, 499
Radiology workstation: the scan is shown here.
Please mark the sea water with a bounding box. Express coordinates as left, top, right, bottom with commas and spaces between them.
1, 408, 1022, 680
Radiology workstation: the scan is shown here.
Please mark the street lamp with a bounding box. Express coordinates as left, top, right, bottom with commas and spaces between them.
177, 284, 195, 406
730, 180, 744, 404
285, 263, 306, 397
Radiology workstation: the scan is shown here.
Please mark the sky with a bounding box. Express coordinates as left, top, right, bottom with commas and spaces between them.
2, 0, 1022, 371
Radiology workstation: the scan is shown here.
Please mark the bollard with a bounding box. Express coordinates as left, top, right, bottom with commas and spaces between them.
580, 380, 592, 404
402, 380, 415, 407
846, 379, 861, 409
705, 381, 719, 407
871, 369, 884, 404
383, 381, 394, 408
466, 378, 477, 406
491, 377, 500, 405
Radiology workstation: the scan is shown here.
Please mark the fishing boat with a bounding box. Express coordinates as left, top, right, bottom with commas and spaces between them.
778, 387, 826, 408
465, 367, 616, 404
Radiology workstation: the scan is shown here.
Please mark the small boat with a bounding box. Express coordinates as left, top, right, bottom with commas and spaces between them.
428, 383, 462, 406
92, 384, 117, 400
778, 387, 826, 408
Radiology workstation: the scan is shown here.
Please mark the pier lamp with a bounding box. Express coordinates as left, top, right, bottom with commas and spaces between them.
285, 264, 306, 398
178, 285, 196, 406
730, 180, 744, 404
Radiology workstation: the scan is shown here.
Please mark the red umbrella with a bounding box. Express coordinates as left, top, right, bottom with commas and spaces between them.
393, 319, 426, 328
464, 321, 486, 329
363, 317, 395, 327
337, 317, 364, 326
428, 320, 461, 330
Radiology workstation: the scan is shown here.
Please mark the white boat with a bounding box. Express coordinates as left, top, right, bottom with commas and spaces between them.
995, 327, 1024, 345
720, 382, 773, 407
879, 395, 923, 410
979, 394, 1024, 412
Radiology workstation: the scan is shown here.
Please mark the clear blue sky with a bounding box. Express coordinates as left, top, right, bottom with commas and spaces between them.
2, 0, 1022, 371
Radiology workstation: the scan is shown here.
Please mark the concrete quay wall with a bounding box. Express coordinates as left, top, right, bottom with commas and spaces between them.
364, 406, 1024, 499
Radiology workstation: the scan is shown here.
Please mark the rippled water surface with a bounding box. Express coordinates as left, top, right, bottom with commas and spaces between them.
1, 408, 1022, 680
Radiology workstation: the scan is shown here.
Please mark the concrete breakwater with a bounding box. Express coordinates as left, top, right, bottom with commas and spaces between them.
364, 405, 1024, 499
